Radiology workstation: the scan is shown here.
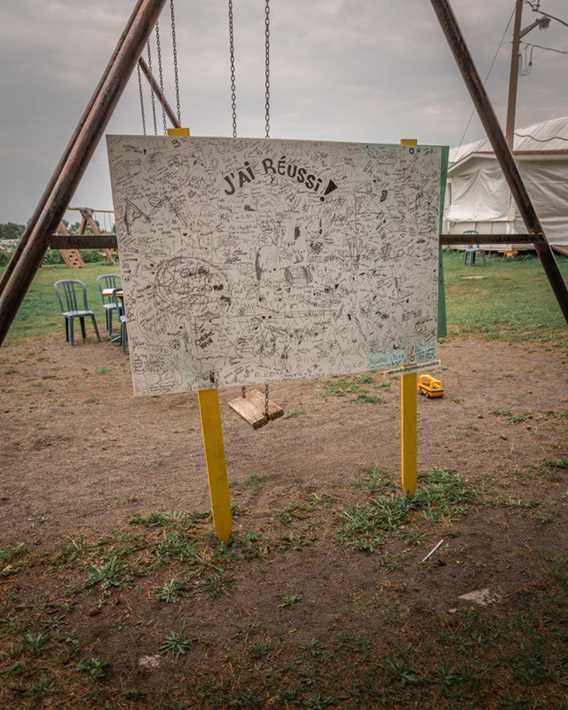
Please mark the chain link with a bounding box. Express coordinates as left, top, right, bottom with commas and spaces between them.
228, 0, 237, 138
264, 383, 270, 419
169, 0, 182, 125
154, 21, 167, 132
264, 0, 270, 139
146, 42, 158, 135
136, 63, 147, 136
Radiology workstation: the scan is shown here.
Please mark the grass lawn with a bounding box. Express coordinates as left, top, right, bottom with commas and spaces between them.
444, 250, 568, 348
3, 252, 567, 346
3, 262, 120, 341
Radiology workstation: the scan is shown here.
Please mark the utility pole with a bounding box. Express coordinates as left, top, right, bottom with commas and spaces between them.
505, 2, 551, 149
506, 0, 523, 148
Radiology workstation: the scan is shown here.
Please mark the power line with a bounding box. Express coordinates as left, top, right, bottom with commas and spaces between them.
520, 40, 568, 55
526, 1, 568, 30
457, 4, 515, 147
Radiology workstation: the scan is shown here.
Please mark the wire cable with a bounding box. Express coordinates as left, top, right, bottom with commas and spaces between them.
457, 4, 516, 148
526, 1, 568, 30
520, 40, 568, 55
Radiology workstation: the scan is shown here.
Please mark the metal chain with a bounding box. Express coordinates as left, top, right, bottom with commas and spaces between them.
264, 0, 270, 138
146, 42, 158, 135
169, 0, 182, 124
264, 383, 270, 419
228, 0, 237, 138
136, 63, 147, 136
154, 21, 167, 132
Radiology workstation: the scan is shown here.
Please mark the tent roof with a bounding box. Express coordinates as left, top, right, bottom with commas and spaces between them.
449, 116, 568, 167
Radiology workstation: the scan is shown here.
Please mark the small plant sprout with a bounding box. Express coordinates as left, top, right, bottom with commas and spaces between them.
155, 579, 186, 603
76, 657, 110, 681
278, 594, 302, 608
87, 555, 127, 590
22, 631, 49, 656
160, 630, 192, 658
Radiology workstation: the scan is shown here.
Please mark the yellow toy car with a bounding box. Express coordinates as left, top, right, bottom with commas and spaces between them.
417, 374, 444, 398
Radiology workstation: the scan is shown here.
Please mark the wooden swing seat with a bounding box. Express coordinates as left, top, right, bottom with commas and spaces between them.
228, 388, 284, 429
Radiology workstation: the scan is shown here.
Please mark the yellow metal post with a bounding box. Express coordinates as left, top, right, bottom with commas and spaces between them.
198, 389, 232, 542
399, 138, 418, 496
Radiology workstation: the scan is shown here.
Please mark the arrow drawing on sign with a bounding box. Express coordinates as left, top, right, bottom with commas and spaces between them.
323, 179, 338, 196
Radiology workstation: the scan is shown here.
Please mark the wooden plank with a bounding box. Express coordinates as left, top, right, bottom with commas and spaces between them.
400, 372, 417, 496
197, 389, 232, 542
49, 234, 117, 249
227, 395, 268, 429
246, 389, 285, 421
552, 245, 568, 258
440, 233, 540, 245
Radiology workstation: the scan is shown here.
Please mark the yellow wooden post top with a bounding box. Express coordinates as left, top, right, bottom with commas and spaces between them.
167, 127, 191, 137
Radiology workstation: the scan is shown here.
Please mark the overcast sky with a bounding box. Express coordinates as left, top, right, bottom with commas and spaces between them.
1, 0, 567, 223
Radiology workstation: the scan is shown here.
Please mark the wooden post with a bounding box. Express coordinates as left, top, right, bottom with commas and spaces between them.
399, 139, 419, 496
197, 389, 232, 542
506, 0, 523, 149
139, 57, 181, 130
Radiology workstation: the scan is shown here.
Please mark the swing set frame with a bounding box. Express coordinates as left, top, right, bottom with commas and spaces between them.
0, 0, 566, 542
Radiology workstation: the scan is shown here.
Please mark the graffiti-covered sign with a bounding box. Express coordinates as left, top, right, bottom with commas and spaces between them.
107, 136, 443, 396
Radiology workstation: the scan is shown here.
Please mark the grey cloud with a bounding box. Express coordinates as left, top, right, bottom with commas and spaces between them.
1, 0, 567, 221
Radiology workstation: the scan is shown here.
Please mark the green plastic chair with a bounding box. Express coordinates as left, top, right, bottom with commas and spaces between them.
111, 288, 128, 352
54, 279, 101, 345
96, 273, 122, 337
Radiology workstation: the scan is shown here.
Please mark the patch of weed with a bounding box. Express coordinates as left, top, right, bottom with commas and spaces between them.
279, 593, 302, 608
87, 555, 128, 590
154, 531, 198, 563
76, 657, 110, 681
354, 394, 383, 404
155, 579, 186, 603
197, 571, 235, 599
340, 468, 473, 552
160, 630, 192, 658
250, 641, 272, 660
21, 630, 49, 656
56, 537, 89, 564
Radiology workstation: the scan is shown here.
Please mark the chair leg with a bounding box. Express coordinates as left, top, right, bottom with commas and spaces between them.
108, 309, 113, 338
64, 318, 69, 343
69, 317, 75, 345
80, 317, 86, 340
121, 321, 128, 352
91, 315, 102, 342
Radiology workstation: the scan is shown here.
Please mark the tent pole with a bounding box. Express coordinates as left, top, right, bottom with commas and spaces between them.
0, 0, 168, 345
431, 0, 568, 324
0, 0, 147, 298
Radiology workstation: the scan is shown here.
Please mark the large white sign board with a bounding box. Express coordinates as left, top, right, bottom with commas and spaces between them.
107, 136, 442, 396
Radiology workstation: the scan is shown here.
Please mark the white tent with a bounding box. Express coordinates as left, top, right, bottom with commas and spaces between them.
444, 116, 568, 252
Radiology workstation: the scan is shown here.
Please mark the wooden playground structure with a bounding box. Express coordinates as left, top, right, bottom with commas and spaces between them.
0, 0, 566, 546
53, 207, 116, 268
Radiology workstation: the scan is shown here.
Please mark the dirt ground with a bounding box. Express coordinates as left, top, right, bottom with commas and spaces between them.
1, 334, 568, 708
